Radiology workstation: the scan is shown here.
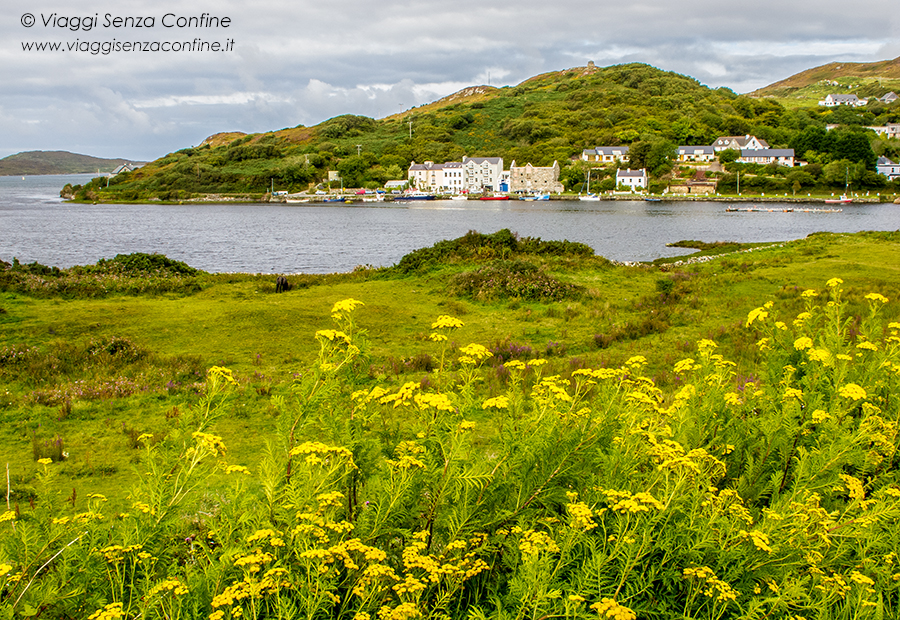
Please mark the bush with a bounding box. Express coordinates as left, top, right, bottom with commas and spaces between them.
449, 260, 584, 302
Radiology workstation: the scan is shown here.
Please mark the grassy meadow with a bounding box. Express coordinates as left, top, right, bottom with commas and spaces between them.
2, 229, 900, 619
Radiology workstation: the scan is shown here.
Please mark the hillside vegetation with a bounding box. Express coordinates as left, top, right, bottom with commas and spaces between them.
2, 231, 900, 618
61, 63, 900, 202
0, 151, 141, 176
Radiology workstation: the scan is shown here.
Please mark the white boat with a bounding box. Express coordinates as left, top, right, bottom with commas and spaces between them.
578, 194, 601, 201
450, 194, 468, 201
825, 195, 852, 204
521, 193, 550, 201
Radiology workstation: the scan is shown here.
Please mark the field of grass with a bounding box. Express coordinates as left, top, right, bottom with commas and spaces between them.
2, 230, 900, 619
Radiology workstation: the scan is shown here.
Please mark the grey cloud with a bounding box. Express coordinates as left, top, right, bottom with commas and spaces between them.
1, 0, 897, 160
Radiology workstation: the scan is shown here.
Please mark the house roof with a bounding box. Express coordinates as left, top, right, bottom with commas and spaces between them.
678, 146, 715, 154
713, 135, 769, 149
739, 149, 794, 157
615, 168, 647, 177
877, 156, 897, 165
594, 146, 629, 155
826, 94, 861, 102
463, 156, 502, 165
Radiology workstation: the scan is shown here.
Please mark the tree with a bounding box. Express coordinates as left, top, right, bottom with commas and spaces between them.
718, 148, 740, 164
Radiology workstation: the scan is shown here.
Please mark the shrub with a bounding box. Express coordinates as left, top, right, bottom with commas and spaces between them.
449, 260, 583, 302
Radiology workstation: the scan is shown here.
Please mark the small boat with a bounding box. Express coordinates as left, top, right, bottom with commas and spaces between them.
825, 195, 852, 204
449, 195, 468, 201
479, 195, 509, 201
321, 197, 347, 203
644, 197, 662, 202
578, 194, 601, 201
394, 193, 436, 201
521, 193, 550, 201
284, 198, 309, 204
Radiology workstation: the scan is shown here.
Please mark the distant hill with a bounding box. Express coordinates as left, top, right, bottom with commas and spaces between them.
0, 151, 144, 176
66, 60, 900, 202
751, 56, 900, 104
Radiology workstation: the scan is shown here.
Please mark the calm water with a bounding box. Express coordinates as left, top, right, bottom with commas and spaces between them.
1, 174, 898, 273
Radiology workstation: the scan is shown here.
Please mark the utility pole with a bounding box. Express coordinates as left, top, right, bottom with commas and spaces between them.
356, 144, 362, 156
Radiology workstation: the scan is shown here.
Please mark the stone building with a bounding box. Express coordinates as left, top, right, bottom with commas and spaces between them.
509, 160, 564, 193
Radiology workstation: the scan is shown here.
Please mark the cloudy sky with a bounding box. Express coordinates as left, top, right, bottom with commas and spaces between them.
2, 0, 898, 161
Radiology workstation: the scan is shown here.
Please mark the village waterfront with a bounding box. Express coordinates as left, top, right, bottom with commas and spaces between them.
2, 174, 898, 272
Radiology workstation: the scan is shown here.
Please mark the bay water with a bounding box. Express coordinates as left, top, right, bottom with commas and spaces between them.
1, 174, 897, 273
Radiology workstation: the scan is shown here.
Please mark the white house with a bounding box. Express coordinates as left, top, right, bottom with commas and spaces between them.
582, 146, 630, 163
866, 123, 900, 139
462, 156, 504, 192
408, 161, 464, 193
881, 92, 898, 104
736, 149, 795, 167
877, 156, 900, 180
616, 168, 648, 190
677, 146, 716, 162
712, 135, 769, 152
818, 94, 866, 107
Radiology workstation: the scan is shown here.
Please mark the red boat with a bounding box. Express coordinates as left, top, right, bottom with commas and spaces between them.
479, 195, 509, 201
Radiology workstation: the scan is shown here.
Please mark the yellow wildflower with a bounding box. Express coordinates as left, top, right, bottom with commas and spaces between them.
838, 383, 867, 401
590, 598, 637, 620
88, 603, 124, 620
431, 315, 464, 329
793, 337, 813, 351
865, 293, 889, 304
331, 298, 364, 315
37, 458, 53, 465
482, 395, 509, 409
826, 277, 843, 288
746, 306, 768, 327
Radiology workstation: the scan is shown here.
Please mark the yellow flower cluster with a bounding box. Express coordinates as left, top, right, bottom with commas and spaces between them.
458, 343, 492, 365
590, 598, 637, 620
838, 383, 867, 401
225, 464, 251, 475
432, 315, 464, 330
207, 365, 237, 386
387, 441, 427, 470
746, 306, 769, 327
210, 569, 291, 611
378, 382, 421, 408
377, 602, 421, 620
234, 549, 274, 572
838, 473, 865, 501
245, 529, 281, 544
0, 510, 16, 523
332, 298, 364, 315
566, 498, 598, 531
146, 577, 189, 598
192, 431, 227, 456
413, 392, 455, 412
814, 572, 852, 598
289, 442, 355, 467
482, 395, 509, 410
793, 336, 813, 351
519, 529, 560, 556
99, 543, 143, 563
739, 529, 773, 553
316, 329, 352, 344
352, 562, 400, 598
683, 566, 739, 602
87, 602, 124, 620
603, 489, 664, 514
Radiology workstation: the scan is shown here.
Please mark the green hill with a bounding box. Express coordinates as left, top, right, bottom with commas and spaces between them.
750, 56, 900, 107
0, 150, 143, 176
65, 62, 900, 202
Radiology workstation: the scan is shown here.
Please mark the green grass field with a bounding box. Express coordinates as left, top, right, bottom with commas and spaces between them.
2, 230, 900, 619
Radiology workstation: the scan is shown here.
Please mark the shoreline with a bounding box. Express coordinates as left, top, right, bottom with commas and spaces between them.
66, 193, 897, 205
